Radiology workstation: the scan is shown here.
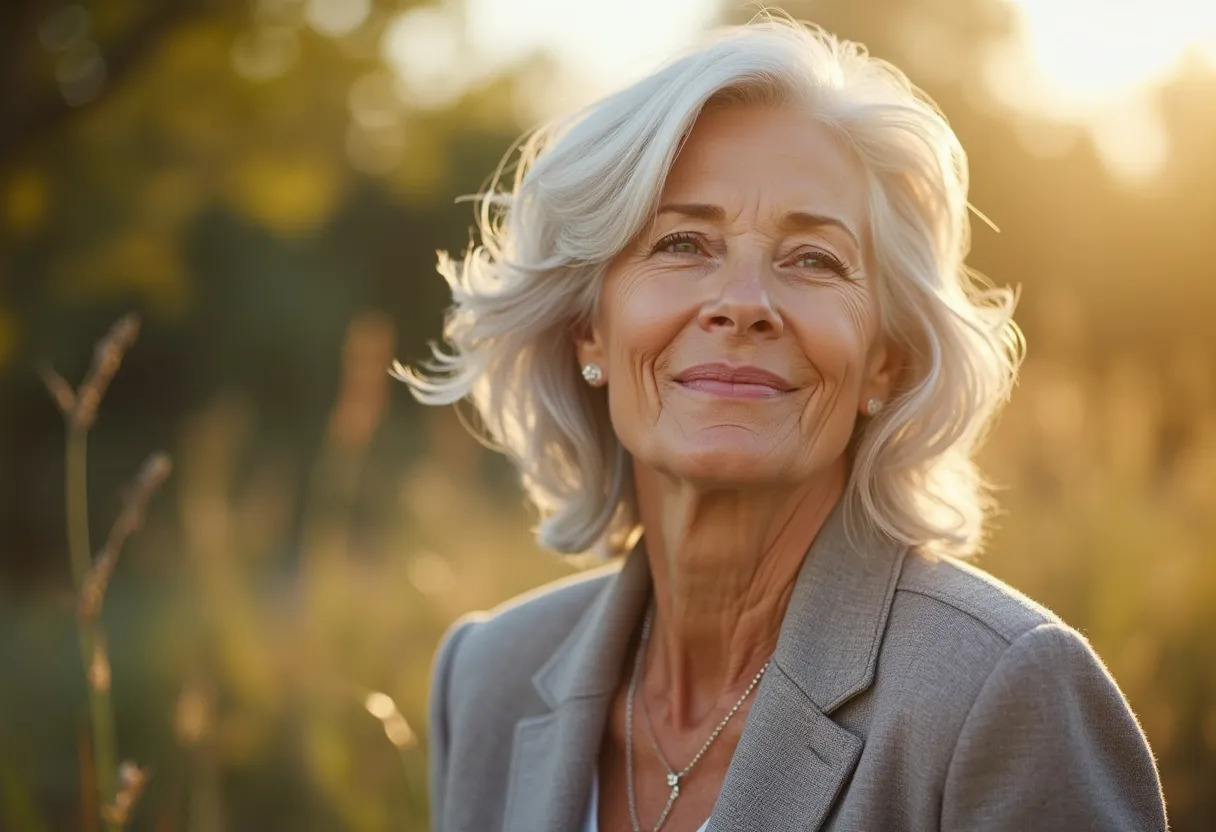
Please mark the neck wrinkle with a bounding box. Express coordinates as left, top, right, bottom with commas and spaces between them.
634, 457, 847, 730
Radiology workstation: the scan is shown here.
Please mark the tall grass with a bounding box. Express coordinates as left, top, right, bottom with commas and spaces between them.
41, 314, 171, 830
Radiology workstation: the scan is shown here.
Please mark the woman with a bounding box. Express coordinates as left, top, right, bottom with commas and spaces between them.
401, 17, 1167, 832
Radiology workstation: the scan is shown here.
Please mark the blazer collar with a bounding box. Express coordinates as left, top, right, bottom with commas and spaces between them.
533, 498, 907, 712
508, 498, 908, 832
774, 497, 908, 712
500, 540, 651, 832
709, 500, 907, 830
530, 536, 653, 708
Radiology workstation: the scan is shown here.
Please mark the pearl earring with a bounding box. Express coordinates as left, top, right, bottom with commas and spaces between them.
865, 397, 884, 416
581, 363, 604, 386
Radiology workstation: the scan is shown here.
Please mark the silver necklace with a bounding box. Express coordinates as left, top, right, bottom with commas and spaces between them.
624, 604, 771, 832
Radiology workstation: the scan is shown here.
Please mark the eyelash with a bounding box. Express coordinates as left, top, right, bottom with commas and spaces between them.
653, 232, 855, 279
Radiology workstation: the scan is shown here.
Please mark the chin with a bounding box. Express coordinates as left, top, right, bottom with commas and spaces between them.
657, 434, 794, 488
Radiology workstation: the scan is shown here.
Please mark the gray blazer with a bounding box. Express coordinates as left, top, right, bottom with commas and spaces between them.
427, 503, 1167, 831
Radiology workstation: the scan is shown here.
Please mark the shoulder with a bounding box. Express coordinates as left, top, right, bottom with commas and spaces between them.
891, 552, 1130, 723
432, 559, 621, 701
875, 550, 1155, 772
873, 549, 1104, 717
426, 561, 626, 827
895, 556, 1169, 830
894, 549, 1063, 644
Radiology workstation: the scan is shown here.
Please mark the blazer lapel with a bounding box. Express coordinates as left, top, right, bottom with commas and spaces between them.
501, 542, 653, 832
708, 668, 864, 831
709, 500, 908, 831
502, 500, 907, 832
501, 702, 612, 832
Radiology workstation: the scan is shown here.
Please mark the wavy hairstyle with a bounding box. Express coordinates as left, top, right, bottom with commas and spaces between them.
397, 15, 1024, 559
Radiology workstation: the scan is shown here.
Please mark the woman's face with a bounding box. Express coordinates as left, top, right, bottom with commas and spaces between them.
576, 104, 899, 489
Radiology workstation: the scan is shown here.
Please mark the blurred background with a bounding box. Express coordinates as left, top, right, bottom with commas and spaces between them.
1, 0, 1214, 829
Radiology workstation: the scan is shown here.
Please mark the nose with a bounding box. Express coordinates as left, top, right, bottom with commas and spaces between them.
697, 260, 784, 338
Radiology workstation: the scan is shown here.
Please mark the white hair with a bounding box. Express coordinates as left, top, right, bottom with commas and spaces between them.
396, 15, 1024, 559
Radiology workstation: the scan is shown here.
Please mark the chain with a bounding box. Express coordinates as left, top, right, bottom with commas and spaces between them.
625, 603, 771, 832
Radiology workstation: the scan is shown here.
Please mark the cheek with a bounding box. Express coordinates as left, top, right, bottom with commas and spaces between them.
596, 267, 703, 445
602, 268, 698, 375
788, 284, 876, 385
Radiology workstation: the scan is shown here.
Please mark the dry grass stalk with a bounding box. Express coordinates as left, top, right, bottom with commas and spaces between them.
40, 313, 140, 431
100, 762, 152, 826
79, 453, 173, 623
41, 312, 167, 831
41, 366, 77, 413
87, 632, 112, 694
73, 313, 140, 431
76, 718, 101, 832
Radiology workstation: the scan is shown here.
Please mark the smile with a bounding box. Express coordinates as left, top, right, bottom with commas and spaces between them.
674, 363, 796, 399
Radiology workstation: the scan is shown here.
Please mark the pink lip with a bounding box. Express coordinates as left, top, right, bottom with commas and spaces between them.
674, 363, 795, 398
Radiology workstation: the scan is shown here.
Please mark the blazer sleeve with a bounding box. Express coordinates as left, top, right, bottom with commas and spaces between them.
427, 615, 477, 832
941, 622, 1167, 832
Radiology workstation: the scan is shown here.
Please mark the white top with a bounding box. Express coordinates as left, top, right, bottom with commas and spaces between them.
582, 772, 710, 832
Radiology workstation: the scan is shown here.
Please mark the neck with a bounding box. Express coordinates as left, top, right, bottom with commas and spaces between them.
632, 458, 847, 729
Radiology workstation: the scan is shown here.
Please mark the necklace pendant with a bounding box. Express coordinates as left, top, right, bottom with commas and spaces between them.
666, 771, 680, 797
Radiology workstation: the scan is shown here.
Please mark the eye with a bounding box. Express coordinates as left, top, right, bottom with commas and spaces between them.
790, 249, 854, 279
653, 232, 704, 256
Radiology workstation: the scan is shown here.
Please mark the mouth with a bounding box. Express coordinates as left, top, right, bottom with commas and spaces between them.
674, 363, 796, 399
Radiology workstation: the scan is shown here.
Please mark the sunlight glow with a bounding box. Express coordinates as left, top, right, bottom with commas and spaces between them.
305, 0, 371, 38
994, 0, 1216, 181
1006, 0, 1216, 105
364, 690, 397, 719
463, 0, 717, 109
382, 0, 1214, 184
381, 6, 466, 110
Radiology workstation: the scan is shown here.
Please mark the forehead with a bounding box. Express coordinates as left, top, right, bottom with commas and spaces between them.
659, 104, 868, 232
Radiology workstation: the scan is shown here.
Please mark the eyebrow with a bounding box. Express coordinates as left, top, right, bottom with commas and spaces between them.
656, 202, 860, 249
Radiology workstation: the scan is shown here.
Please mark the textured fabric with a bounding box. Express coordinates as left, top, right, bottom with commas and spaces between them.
427, 500, 1168, 831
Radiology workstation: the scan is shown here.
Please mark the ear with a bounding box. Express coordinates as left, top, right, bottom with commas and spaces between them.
571, 319, 607, 380
859, 335, 904, 414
